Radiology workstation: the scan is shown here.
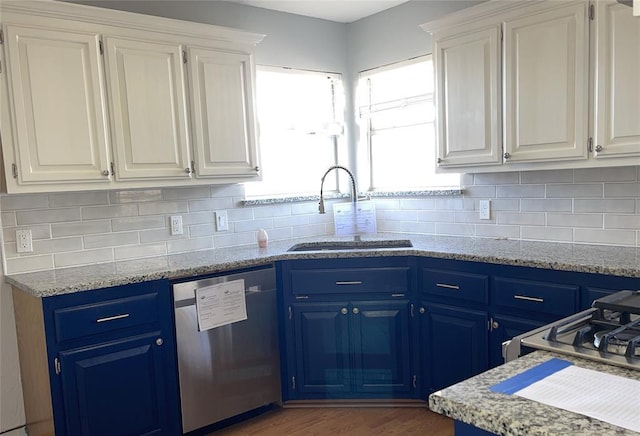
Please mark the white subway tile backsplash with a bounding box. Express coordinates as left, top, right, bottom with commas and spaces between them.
111, 216, 165, 232
109, 189, 163, 203
52, 220, 111, 237
138, 201, 188, 216
604, 214, 640, 230
81, 204, 138, 220
574, 228, 636, 246
546, 183, 603, 198
497, 185, 545, 198
574, 199, 636, 213
17, 208, 80, 225
521, 226, 573, 242
84, 232, 139, 249
604, 182, 640, 198
55, 248, 114, 268
496, 212, 545, 226
1, 169, 638, 274
114, 243, 166, 260
1, 194, 49, 210
575, 166, 637, 182
167, 237, 213, 254
547, 213, 603, 228
521, 199, 572, 212
49, 191, 109, 207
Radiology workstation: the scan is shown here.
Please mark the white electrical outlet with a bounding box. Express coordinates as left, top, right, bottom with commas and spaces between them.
479, 200, 491, 220
170, 216, 183, 235
215, 210, 229, 232
16, 229, 33, 253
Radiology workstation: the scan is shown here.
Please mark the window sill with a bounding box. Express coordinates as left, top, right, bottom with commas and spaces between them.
241, 188, 463, 206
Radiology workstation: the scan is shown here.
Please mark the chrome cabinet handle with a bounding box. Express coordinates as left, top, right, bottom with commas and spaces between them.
352, 307, 360, 315
419, 307, 425, 314
184, 167, 192, 174
336, 281, 362, 285
504, 152, 511, 159
96, 313, 129, 323
492, 320, 499, 330
436, 283, 460, 290
155, 338, 163, 346
101, 170, 110, 176
340, 308, 348, 315
514, 295, 544, 303
595, 145, 603, 152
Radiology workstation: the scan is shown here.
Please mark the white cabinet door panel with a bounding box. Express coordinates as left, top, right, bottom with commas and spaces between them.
594, 1, 640, 160
504, 3, 589, 163
104, 36, 192, 180
435, 26, 501, 167
188, 48, 259, 178
3, 25, 111, 184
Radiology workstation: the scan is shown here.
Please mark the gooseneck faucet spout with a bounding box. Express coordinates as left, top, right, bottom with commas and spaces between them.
318, 165, 358, 214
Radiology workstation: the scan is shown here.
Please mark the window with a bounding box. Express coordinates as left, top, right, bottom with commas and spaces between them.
244, 66, 344, 198
357, 55, 459, 191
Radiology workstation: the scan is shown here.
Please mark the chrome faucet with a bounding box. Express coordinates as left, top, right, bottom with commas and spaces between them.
318, 165, 358, 214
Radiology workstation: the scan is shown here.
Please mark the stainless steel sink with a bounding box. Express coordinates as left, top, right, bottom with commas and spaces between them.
287, 239, 413, 252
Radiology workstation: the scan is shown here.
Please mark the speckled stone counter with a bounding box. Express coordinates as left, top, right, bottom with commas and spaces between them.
429, 351, 640, 435
5, 234, 640, 297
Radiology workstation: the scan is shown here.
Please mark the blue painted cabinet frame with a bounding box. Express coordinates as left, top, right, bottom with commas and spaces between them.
42, 279, 181, 436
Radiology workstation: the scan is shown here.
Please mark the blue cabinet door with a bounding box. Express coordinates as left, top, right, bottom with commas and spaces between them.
293, 302, 351, 396
59, 331, 177, 436
489, 314, 542, 368
423, 302, 488, 392
350, 300, 413, 395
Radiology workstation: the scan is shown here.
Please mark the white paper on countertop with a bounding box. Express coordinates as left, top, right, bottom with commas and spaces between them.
513, 364, 640, 433
195, 279, 247, 331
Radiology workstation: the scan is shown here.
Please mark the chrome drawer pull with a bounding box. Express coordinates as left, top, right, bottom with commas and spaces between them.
436, 283, 460, 290
96, 313, 130, 323
514, 295, 544, 303
391, 293, 405, 297
336, 281, 363, 285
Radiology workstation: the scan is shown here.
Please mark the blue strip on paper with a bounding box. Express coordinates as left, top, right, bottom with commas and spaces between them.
490, 358, 573, 395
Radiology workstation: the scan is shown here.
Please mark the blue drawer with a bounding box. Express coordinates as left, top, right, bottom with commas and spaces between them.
493, 277, 578, 317
421, 268, 488, 304
290, 267, 410, 296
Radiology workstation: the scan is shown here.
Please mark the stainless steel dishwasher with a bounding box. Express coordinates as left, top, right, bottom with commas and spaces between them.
172, 266, 281, 433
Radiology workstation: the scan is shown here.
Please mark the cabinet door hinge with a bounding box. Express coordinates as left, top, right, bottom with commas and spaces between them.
0, 30, 4, 45
500, 28, 503, 42
291, 376, 296, 390
11, 163, 18, 179
54, 357, 61, 375
588, 137, 593, 153
288, 306, 292, 320
589, 4, 594, 20
488, 319, 492, 332
412, 375, 417, 389
99, 39, 104, 55
182, 50, 187, 64
410, 303, 414, 317
110, 161, 115, 176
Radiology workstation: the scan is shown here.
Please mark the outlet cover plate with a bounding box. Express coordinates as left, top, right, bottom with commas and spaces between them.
479, 200, 491, 220
170, 216, 183, 236
215, 210, 229, 232
16, 229, 33, 253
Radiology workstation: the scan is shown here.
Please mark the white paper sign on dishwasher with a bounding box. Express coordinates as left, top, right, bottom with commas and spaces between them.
195, 279, 247, 331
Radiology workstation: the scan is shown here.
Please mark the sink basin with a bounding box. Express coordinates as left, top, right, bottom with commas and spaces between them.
287, 239, 413, 252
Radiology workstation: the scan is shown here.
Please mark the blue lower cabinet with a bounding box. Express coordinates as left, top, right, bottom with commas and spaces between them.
488, 314, 542, 368
40, 280, 181, 435
422, 302, 488, 393
455, 420, 497, 435
289, 300, 415, 399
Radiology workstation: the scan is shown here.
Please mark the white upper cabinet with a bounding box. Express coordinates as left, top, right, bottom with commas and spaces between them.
187, 47, 260, 179
423, 0, 639, 172
1, 23, 112, 187
0, 1, 264, 193
503, 3, 589, 163
434, 26, 502, 167
103, 36, 192, 180
593, 0, 640, 159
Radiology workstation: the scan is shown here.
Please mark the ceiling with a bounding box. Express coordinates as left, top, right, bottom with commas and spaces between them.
225, 0, 409, 23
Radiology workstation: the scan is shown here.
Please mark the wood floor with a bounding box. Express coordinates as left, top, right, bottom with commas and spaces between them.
209, 406, 454, 435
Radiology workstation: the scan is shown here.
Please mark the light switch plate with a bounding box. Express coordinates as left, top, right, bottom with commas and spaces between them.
170, 216, 183, 235
479, 200, 491, 220
215, 210, 229, 232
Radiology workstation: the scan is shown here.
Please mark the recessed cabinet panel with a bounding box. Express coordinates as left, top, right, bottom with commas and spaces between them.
504, 3, 589, 162
104, 36, 191, 180
436, 26, 501, 167
594, 1, 640, 159
188, 48, 259, 178
3, 25, 111, 183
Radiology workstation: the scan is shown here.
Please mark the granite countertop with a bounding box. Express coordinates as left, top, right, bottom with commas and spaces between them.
429, 350, 640, 435
5, 234, 640, 297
